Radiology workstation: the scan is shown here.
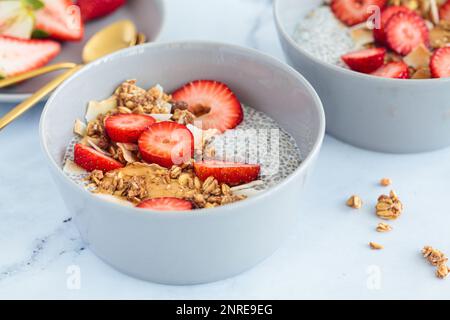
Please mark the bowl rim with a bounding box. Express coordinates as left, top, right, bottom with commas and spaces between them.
0, 0, 167, 103
273, 0, 450, 85
39, 40, 326, 218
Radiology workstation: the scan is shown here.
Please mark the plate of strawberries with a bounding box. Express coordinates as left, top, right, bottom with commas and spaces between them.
0, 0, 164, 103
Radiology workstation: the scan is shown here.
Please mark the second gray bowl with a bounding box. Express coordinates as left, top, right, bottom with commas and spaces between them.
275, 0, 450, 153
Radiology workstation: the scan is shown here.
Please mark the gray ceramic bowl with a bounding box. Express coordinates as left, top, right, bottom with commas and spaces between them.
39, 41, 325, 284
274, 0, 450, 153
0, 0, 165, 103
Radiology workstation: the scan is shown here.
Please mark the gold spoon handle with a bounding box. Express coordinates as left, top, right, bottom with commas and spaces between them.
0, 65, 83, 131
0, 62, 78, 89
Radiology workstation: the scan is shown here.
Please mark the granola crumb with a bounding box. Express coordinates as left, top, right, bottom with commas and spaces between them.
346, 195, 362, 209
369, 242, 384, 250
422, 246, 448, 266
380, 178, 392, 187
376, 222, 393, 233
375, 190, 403, 220
436, 264, 450, 279
422, 246, 449, 279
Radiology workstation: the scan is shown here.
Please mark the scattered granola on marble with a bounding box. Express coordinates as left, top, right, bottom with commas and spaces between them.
422, 246, 450, 279
376, 190, 404, 220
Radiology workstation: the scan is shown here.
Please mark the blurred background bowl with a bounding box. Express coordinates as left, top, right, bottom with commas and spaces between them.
274, 0, 450, 153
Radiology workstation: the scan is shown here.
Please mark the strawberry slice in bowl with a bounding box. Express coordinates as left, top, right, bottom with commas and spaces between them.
430, 47, 450, 79
35, 0, 84, 41
138, 121, 194, 168
74, 143, 123, 172
105, 114, 156, 143
341, 47, 386, 73
172, 80, 244, 133
384, 11, 429, 56
331, 0, 387, 26
371, 61, 410, 79
440, 0, 450, 22
0, 35, 61, 77
137, 197, 193, 212
77, 0, 127, 22
194, 161, 261, 186
373, 5, 412, 45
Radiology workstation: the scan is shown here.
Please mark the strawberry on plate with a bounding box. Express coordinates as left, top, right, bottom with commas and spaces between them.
331, 0, 387, 26
74, 143, 123, 172
35, 0, 84, 41
194, 161, 261, 186
172, 80, 243, 132
384, 11, 429, 55
373, 5, 412, 45
138, 121, 194, 168
371, 61, 410, 78
440, 0, 450, 21
77, 0, 127, 22
0, 35, 60, 77
0, 0, 40, 39
341, 47, 386, 73
137, 197, 193, 211
105, 114, 156, 143
430, 47, 450, 78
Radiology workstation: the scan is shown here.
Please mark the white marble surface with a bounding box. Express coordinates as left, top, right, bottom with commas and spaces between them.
1, 0, 450, 299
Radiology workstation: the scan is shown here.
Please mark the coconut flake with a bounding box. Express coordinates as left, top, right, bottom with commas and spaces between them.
87, 138, 111, 156
63, 159, 87, 175
73, 119, 87, 136
150, 113, 173, 122
430, 0, 440, 24
349, 27, 374, 48
233, 188, 262, 197
230, 180, 264, 192
95, 194, 134, 207
116, 143, 138, 163
85, 96, 117, 122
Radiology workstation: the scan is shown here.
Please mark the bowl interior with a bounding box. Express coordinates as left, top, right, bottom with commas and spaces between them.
276, 0, 322, 36
41, 42, 324, 183
0, 0, 164, 99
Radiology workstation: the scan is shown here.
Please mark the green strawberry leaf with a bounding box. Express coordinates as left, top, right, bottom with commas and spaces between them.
31, 29, 50, 38
22, 0, 44, 11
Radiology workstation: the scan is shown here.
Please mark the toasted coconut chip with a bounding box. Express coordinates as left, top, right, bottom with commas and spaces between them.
85, 96, 117, 122
73, 119, 87, 136
430, 27, 450, 48
119, 143, 138, 151
232, 188, 262, 197
95, 193, 134, 207
231, 180, 264, 192
411, 67, 432, 78
187, 124, 219, 152
350, 28, 374, 48
430, 0, 440, 24
87, 138, 111, 156
404, 44, 432, 68
150, 113, 173, 122
63, 159, 87, 175
116, 143, 138, 163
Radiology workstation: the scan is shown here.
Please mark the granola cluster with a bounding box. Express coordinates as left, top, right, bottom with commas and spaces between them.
375, 190, 404, 220
114, 80, 172, 114
422, 246, 450, 279
88, 162, 246, 208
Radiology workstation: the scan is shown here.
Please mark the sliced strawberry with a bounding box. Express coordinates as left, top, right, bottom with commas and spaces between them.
138, 121, 194, 168
105, 114, 156, 143
74, 143, 123, 172
0, 36, 60, 77
35, 0, 84, 41
172, 80, 243, 132
77, 0, 127, 21
371, 61, 410, 78
440, 0, 450, 21
385, 11, 429, 55
137, 197, 193, 211
373, 5, 412, 44
330, 0, 387, 26
194, 161, 261, 186
430, 47, 450, 78
341, 47, 386, 73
